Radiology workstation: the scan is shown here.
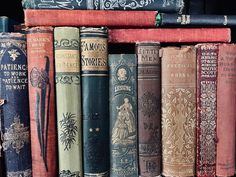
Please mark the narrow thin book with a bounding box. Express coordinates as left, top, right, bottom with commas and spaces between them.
157, 14, 236, 27
22, 0, 184, 13
196, 43, 218, 177
109, 54, 138, 177
0, 33, 32, 177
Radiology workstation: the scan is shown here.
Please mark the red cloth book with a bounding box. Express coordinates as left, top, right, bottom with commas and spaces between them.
108, 28, 231, 43
24, 9, 157, 27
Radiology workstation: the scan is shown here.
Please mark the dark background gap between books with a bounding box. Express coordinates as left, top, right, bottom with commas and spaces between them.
2, 0, 236, 47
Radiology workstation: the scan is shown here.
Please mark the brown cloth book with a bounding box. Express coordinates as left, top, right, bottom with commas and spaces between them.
161, 46, 196, 177
137, 42, 161, 177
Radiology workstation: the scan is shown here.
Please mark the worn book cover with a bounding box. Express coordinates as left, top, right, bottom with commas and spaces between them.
196, 43, 218, 177
0, 33, 32, 177
81, 27, 109, 177
136, 42, 161, 177
161, 46, 196, 177
27, 27, 58, 177
216, 44, 236, 177
54, 27, 82, 177
22, 0, 184, 13
109, 54, 138, 177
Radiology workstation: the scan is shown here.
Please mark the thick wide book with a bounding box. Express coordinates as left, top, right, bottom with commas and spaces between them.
109, 54, 138, 177
216, 44, 236, 177
0, 33, 32, 177
24, 9, 157, 27
54, 27, 82, 177
196, 44, 218, 177
22, 0, 184, 13
136, 43, 161, 177
108, 28, 231, 43
26, 27, 58, 177
161, 46, 196, 177
81, 27, 109, 177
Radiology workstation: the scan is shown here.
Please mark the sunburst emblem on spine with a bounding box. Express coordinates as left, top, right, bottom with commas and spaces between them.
60, 112, 78, 151
2, 115, 29, 154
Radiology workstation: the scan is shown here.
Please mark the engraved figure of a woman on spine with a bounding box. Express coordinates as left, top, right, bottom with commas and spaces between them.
112, 97, 136, 145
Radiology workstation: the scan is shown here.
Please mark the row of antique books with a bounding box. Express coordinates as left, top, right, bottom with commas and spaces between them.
0, 26, 235, 177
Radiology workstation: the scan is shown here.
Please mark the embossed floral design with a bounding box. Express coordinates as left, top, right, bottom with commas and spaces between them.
8, 49, 20, 61
60, 112, 78, 151
2, 115, 30, 154
139, 92, 159, 118
7, 169, 32, 177
101, 0, 155, 10
59, 170, 80, 177
162, 88, 196, 164
198, 82, 216, 176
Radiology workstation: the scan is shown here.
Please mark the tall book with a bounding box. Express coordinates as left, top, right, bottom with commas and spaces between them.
161, 46, 196, 177
26, 27, 58, 177
81, 27, 109, 177
196, 44, 218, 177
54, 27, 82, 177
136, 43, 161, 177
216, 44, 236, 176
109, 54, 138, 177
22, 0, 184, 13
0, 33, 32, 176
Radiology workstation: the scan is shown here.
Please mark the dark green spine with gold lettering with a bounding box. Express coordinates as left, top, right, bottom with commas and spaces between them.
80, 27, 109, 177
54, 27, 82, 177
109, 54, 138, 177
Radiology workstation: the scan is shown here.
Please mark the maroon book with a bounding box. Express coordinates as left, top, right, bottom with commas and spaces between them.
196, 43, 218, 177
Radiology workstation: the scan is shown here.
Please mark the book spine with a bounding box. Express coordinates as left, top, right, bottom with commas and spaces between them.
158, 14, 236, 27
109, 54, 138, 177
22, 0, 184, 13
24, 10, 157, 28
108, 28, 231, 43
54, 27, 82, 177
0, 16, 8, 32
0, 33, 32, 177
26, 27, 58, 177
81, 27, 109, 177
136, 43, 161, 177
216, 44, 236, 176
161, 46, 196, 177
196, 44, 218, 177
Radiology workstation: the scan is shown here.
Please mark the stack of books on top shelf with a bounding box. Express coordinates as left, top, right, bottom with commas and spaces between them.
0, 0, 235, 177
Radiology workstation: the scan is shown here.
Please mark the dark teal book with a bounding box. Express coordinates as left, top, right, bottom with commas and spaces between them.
0, 33, 32, 176
109, 54, 138, 177
0, 16, 9, 32
0, 16, 18, 32
22, 0, 184, 13
80, 27, 109, 177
